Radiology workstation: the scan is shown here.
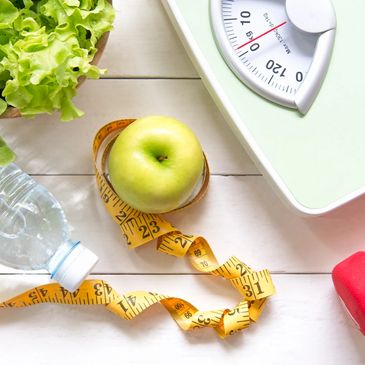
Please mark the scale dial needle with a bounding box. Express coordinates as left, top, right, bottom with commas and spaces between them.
236, 21, 287, 50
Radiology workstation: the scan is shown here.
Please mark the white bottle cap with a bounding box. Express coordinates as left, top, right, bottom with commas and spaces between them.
51, 243, 98, 292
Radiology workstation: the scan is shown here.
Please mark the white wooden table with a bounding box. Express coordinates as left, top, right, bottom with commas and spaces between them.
1, 1, 365, 364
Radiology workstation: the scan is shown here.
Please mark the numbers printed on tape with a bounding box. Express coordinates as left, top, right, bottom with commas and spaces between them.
0, 280, 251, 338
0, 119, 276, 339
92, 119, 276, 335
96, 169, 176, 248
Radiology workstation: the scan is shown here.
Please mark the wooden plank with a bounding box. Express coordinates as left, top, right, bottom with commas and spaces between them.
0, 274, 363, 364
0, 79, 257, 175
99, 0, 198, 78
2, 3, 362, 363
1, 175, 364, 274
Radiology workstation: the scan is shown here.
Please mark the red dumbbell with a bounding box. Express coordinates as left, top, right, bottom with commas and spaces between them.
332, 251, 365, 335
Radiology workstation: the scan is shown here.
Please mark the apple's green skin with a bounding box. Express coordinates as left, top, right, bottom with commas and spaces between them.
108, 116, 205, 213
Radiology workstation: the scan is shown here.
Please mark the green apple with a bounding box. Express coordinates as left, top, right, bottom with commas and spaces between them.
108, 116, 205, 213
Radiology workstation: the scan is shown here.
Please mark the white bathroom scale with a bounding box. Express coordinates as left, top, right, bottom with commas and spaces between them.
162, 0, 365, 215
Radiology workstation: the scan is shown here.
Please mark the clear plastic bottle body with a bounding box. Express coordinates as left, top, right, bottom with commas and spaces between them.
0, 163, 70, 270
0, 163, 98, 291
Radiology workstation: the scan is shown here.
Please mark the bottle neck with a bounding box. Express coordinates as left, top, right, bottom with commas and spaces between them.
48, 241, 81, 279
46, 241, 98, 292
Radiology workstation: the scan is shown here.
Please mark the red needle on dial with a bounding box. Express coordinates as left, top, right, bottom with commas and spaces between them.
236, 21, 287, 50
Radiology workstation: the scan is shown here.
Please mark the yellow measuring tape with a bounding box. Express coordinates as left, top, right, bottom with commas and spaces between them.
0, 280, 254, 337
92, 119, 276, 336
0, 119, 275, 338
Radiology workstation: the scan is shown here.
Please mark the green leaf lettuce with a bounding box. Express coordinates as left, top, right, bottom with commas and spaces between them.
0, 0, 115, 121
0, 136, 15, 166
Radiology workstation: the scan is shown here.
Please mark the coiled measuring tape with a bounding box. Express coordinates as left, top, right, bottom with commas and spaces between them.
92, 119, 276, 336
0, 119, 275, 338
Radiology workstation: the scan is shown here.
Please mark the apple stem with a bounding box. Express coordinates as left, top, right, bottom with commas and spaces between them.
157, 156, 168, 162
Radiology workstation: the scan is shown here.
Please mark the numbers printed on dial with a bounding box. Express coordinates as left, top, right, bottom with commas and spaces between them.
222, 0, 315, 91
266, 60, 286, 78
214, 0, 319, 108
240, 10, 250, 25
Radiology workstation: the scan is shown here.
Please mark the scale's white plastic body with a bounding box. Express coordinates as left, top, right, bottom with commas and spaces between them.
163, 0, 365, 215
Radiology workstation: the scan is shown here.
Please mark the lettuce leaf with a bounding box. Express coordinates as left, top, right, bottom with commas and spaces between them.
0, 136, 16, 166
0, 0, 115, 121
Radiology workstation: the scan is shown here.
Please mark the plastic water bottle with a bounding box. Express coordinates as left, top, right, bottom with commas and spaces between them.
0, 163, 98, 292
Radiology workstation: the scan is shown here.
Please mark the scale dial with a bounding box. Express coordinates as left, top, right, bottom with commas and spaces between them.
211, 0, 336, 114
